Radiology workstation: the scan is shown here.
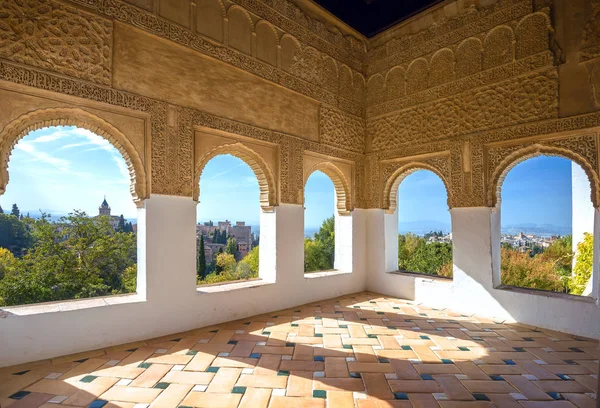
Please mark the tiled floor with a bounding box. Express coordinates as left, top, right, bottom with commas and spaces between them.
1, 292, 598, 408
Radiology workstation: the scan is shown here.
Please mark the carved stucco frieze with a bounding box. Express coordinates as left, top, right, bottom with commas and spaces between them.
368, 0, 532, 75
368, 68, 559, 152
0, 0, 112, 85
64, 0, 364, 117
580, 0, 600, 62
319, 106, 364, 154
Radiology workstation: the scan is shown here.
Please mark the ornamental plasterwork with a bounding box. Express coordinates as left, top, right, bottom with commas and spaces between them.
580, 0, 600, 62
0, 0, 112, 85
368, 68, 559, 152
319, 106, 365, 154
368, 0, 532, 75
485, 134, 600, 208
63, 0, 364, 116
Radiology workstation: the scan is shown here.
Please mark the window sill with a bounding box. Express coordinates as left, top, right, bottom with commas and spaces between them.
0, 293, 145, 317
197, 278, 273, 294
304, 270, 351, 279
387, 270, 453, 283
495, 285, 596, 303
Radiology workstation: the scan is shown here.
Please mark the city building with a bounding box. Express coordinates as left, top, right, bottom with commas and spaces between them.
95, 197, 121, 229
0, 0, 598, 405
197, 220, 253, 261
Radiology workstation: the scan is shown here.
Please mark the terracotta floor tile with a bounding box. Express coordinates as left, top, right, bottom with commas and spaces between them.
3, 293, 597, 408
433, 375, 475, 401
287, 371, 313, 397
362, 373, 394, 400
388, 380, 441, 393
235, 374, 288, 389
407, 393, 442, 408
99, 385, 163, 403
63, 377, 119, 406
206, 367, 241, 393
326, 390, 354, 408
268, 396, 326, 408
161, 370, 214, 385
148, 383, 193, 408
312, 378, 365, 391
180, 391, 242, 408
238, 387, 271, 408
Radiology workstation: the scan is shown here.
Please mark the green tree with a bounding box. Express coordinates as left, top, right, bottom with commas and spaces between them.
0, 247, 16, 282
570, 233, 593, 295
0, 205, 3, 213
0, 213, 31, 256
117, 214, 126, 232
213, 229, 220, 244
215, 252, 236, 275
500, 247, 565, 292
239, 246, 259, 276
398, 233, 453, 276
225, 237, 238, 257
304, 216, 335, 273
0, 211, 137, 306
197, 236, 207, 280
10, 204, 20, 218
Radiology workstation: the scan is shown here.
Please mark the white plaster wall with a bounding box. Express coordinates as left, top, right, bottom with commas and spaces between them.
0, 197, 368, 367
384, 210, 399, 272
334, 211, 353, 272
367, 207, 600, 339
572, 161, 594, 253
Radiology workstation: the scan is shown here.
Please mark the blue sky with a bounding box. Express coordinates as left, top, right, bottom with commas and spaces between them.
0, 127, 584, 234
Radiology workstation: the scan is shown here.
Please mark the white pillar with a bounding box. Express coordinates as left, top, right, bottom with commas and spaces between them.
259, 209, 277, 283
572, 162, 594, 255
334, 211, 353, 272
144, 195, 197, 303
276, 204, 304, 284
384, 208, 399, 272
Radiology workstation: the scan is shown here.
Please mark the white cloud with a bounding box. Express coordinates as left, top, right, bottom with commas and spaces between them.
14, 141, 71, 172
112, 154, 131, 183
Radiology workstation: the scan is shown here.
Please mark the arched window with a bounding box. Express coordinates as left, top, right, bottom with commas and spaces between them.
196, 154, 261, 285
497, 156, 595, 297
304, 170, 335, 273
387, 169, 452, 277
0, 126, 138, 307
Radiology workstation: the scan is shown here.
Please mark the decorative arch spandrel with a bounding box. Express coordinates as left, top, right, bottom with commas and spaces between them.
0, 107, 148, 206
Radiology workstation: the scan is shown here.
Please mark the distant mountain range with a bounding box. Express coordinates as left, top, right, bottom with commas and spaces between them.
501, 223, 571, 237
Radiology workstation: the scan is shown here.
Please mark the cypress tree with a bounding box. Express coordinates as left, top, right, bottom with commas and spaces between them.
197, 236, 207, 280
11, 204, 20, 218
0, 205, 3, 213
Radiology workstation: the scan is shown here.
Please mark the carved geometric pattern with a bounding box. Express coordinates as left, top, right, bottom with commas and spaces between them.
580, 0, 600, 62
319, 106, 365, 154
429, 48, 455, 88
381, 155, 452, 213
515, 12, 550, 60
64, 0, 364, 117
368, 0, 532, 75
406, 58, 428, 95
456, 38, 483, 79
368, 69, 559, 152
483, 26, 515, 70
195, 142, 278, 210
0, 0, 113, 85
367, 52, 555, 118
0, 107, 148, 204
486, 135, 600, 208
304, 161, 352, 215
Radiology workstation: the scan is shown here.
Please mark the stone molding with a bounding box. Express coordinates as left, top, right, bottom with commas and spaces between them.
0, 107, 148, 205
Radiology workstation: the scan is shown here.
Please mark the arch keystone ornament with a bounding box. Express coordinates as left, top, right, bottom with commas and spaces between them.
383, 162, 452, 214
195, 142, 278, 211
304, 162, 352, 215
0, 107, 148, 205
487, 143, 600, 209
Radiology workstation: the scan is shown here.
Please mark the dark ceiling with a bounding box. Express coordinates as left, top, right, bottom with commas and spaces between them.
312, 0, 446, 38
